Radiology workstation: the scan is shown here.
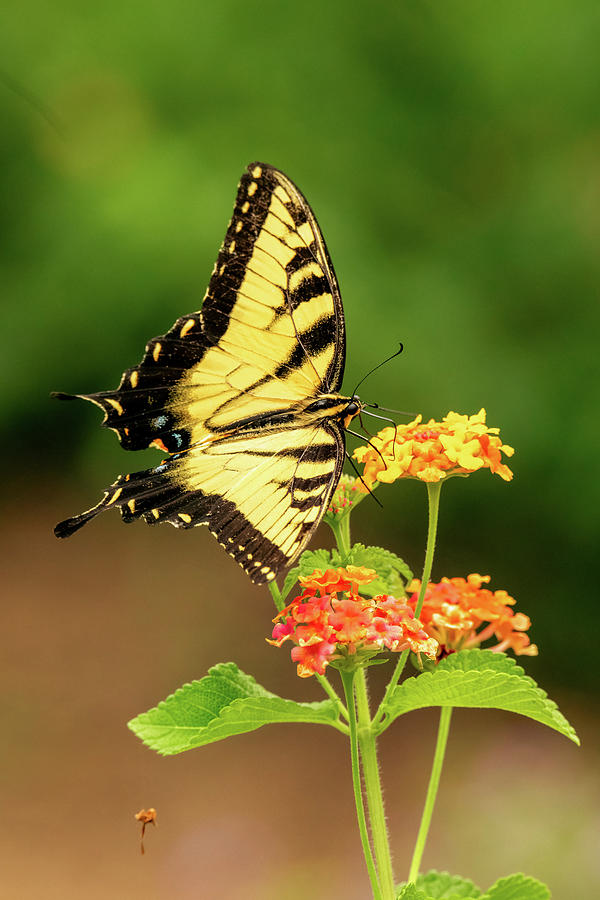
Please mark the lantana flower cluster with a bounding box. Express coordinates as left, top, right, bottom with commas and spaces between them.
325, 474, 365, 518
408, 574, 538, 657
270, 566, 438, 677
354, 409, 514, 488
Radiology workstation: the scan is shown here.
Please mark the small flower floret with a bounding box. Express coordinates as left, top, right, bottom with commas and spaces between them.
324, 474, 366, 519
408, 573, 537, 657
270, 566, 438, 677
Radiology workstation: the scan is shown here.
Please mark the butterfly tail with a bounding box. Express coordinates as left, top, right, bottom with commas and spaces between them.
50, 391, 78, 401
54, 503, 106, 538
54, 464, 182, 538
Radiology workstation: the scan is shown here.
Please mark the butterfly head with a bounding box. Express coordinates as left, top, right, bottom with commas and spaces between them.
342, 395, 363, 429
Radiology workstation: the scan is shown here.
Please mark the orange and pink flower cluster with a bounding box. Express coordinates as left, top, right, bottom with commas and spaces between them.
270, 566, 438, 677
354, 409, 514, 487
408, 574, 537, 657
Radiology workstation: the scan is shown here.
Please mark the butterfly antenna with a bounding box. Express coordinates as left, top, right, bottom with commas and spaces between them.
344, 451, 383, 508
366, 402, 414, 417
351, 344, 403, 397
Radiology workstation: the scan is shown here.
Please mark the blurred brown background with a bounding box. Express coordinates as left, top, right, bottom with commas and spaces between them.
2, 0, 599, 897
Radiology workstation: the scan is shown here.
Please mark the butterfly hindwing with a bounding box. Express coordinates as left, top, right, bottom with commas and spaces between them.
55, 423, 344, 584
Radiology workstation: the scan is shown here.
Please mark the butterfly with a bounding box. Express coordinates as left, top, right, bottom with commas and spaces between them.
54, 162, 363, 584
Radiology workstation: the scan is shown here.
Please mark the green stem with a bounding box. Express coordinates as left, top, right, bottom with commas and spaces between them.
413, 481, 442, 620
355, 669, 396, 900
373, 481, 442, 732
340, 670, 382, 900
316, 673, 349, 723
407, 706, 452, 883
268, 579, 285, 613
330, 512, 351, 558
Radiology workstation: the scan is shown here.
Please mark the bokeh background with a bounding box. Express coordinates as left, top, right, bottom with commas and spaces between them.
2, 1, 598, 897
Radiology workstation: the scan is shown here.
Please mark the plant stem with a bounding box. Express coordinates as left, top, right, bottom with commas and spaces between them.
316, 673, 349, 722
268, 579, 285, 613
407, 706, 452, 883
373, 481, 442, 731
340, 670, 382, 900
330, 513, 351, 558
355, 669, 396, 900
413, 481, 442, 620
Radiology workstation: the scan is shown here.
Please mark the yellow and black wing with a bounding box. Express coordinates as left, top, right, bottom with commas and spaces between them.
54, 163, 349, 584
55, 424, 344, 583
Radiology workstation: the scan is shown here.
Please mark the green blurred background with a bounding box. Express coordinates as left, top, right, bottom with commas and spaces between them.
2, 1, 598, 897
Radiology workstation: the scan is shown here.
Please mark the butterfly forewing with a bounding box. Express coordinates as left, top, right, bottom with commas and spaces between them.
81, 164, 344, 450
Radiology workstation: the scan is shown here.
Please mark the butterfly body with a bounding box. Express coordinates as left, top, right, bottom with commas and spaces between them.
55, 163, 361, 584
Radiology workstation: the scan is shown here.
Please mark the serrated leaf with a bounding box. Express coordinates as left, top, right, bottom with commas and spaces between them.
435, 650, 524, 676
299, 547, 339, 573
383, 650, 579, 744
347, 543, 413, 597
412, 870, 482, 898
481, 873, 550, 900
396, 885, 431, 900
128, 662, 340, 755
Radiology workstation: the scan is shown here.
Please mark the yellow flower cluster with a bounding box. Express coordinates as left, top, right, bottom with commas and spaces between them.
354, 409, 514, 488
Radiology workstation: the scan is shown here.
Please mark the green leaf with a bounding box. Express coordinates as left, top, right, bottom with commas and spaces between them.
397, 871, 551, 900
298, 547, 340, 573
346, 543, 413, 597
128, 662, 341, 755
396, 885, 431, 900
434, 651, 517, 674
481, 873, 550, 900
410, 870, 482, 898
281, 565, 301, 602
382, 649, 579, 744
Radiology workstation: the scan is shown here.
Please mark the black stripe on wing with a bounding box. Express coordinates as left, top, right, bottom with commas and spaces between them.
272, 169, 345, 390
274, 314, 338, 379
